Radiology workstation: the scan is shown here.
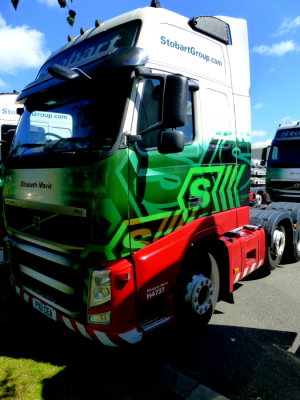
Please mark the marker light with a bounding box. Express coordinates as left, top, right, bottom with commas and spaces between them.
89, 270, 111, 307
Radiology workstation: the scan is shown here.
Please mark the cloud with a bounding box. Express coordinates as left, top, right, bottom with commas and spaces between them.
0, 77, 7, 89
0, 14, 5, 28
0, 13, 50, 74
253, 103, 264, 110
252, 40, 299, 56
274, 16, 300, 37
36, 0, 59, 6
252, 139, 272, 147
251, 130, 268, 138
276, 116, 295, 125
267, 68, 275, 74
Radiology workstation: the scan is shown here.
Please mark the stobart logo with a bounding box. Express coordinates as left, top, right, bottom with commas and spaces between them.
160, 36, 223, 67
103, 164, 247, 259
177, 164, 246, 222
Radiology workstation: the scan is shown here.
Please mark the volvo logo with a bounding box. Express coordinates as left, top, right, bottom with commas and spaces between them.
293, 183, 300, 189
33, 216, 41, 231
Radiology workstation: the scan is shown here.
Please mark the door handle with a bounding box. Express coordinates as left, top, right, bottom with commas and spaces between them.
188, 196, 203, 207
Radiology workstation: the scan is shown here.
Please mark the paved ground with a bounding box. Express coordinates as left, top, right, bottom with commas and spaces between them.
143, 261, 300, 400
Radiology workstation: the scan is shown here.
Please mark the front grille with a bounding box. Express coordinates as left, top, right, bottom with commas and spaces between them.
270, 181, 300, 192
5, 199, 90, 318
4, 199, 89, 248
9, 237, 85, 316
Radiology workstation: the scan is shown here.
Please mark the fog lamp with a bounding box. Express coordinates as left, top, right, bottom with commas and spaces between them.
88, 311, 111, 325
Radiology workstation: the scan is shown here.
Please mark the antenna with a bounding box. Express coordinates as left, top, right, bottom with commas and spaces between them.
151, 0, 161, 8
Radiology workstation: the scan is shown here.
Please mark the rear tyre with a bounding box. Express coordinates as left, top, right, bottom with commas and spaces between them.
293, 225, 300, 262
255, 193, 263, 205
265, 224, 286, 271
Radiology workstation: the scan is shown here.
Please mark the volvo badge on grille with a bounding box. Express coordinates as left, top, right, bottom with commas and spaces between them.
33, 216, 41, 231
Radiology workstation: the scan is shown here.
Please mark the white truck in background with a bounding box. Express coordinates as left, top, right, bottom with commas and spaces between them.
251, 122, 300, 204
263, 122, 300, 202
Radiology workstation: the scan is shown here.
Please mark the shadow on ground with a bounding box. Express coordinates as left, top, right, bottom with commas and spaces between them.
0, 266, 177, 400
1, 265, 300, 400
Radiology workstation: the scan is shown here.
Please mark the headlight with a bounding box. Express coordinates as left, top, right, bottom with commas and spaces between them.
89, 270, 111, 307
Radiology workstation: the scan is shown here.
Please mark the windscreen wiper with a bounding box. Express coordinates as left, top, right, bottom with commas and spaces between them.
46, 137, 97, 153
10, 143, 45, 156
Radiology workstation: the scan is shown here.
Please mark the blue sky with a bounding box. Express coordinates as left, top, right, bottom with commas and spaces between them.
1, 0, 300, 145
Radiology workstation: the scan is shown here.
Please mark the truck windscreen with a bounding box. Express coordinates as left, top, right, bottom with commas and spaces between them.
37, 21, 140, 80
268, 141, 300, 167
7, 73, 132, 167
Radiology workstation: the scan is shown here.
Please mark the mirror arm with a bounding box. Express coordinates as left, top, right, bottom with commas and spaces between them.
71, 67, 92, 80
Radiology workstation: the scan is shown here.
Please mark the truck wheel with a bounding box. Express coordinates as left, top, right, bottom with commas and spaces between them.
266, 225, 286, 270
179, 252, 220, 328
293, 225, 300, 262
255, 193, 263, 205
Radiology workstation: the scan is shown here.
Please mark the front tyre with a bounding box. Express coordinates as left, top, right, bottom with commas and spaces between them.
178, 251, 220, 328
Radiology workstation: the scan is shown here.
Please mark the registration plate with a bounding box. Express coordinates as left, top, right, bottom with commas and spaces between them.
32, 298, 57, 321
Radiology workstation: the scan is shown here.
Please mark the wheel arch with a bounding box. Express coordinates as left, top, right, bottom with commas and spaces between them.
250, 208, 293, 248
175, 234, 230, 300
250, 207, 293, 269
266, 202, 300, 261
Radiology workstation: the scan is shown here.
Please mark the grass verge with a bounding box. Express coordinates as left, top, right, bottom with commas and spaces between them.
0, 357, 64, 399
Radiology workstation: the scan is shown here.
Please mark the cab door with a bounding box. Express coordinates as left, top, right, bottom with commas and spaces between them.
127, 74, 202, 253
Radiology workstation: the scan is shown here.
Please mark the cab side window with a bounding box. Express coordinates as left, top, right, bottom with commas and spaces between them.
137, 78, 162, 149
137, 78, 194, 150
180, 92, 194, 145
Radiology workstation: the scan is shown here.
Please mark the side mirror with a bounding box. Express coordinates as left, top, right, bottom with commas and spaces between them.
157, 130, 184, 154
261, 146, 270, 164
163, 75, 189, 128
48, 64, 80, 80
